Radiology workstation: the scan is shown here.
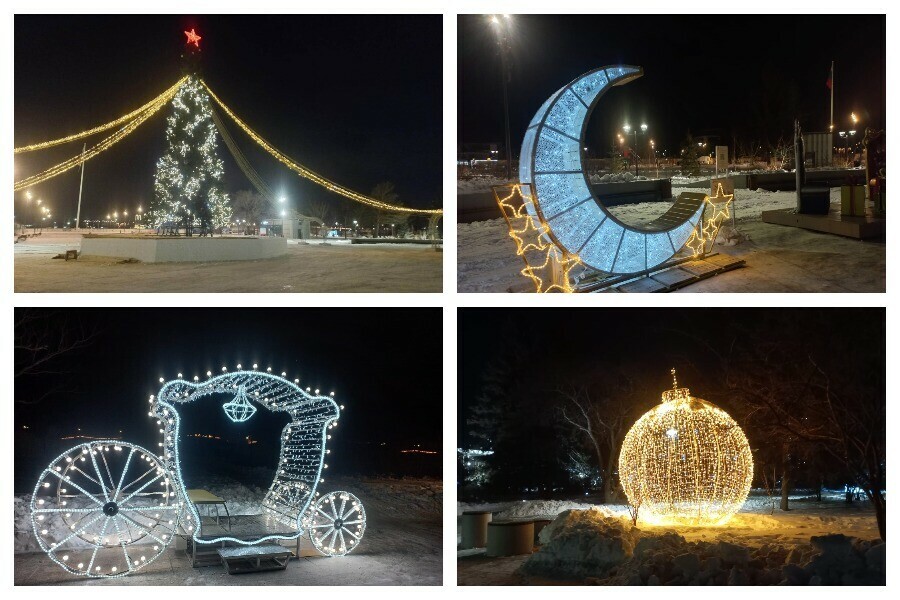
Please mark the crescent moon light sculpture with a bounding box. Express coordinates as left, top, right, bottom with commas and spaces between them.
519, 65, 706, 275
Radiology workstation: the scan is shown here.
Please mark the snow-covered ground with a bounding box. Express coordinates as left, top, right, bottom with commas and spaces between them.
14, 231, 442, 292
457, 187, 885, 293
457, 173, 650, 194
15, 475, 442, 585
457, 491, 884, 585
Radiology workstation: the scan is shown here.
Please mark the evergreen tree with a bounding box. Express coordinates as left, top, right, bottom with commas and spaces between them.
679, 133, 702, 176
149, 76, 231, 233
608, 144, 627, 173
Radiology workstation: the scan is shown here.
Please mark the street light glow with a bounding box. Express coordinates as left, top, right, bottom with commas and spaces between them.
641, 123, 648, 132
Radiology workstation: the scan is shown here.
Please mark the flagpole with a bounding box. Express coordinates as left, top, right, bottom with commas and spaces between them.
830, 61, 834, 132
76, 142, 86, 230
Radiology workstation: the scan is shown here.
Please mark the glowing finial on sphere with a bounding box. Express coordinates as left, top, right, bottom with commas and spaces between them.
618, 374, 753, 526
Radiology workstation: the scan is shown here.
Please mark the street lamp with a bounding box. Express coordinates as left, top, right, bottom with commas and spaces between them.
623, 123, 648, 176
488, 14, 514, 180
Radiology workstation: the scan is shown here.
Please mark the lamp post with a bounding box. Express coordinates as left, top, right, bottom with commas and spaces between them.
650, 139, 658, 179
489, 14, 514, 180
623, 123, 648, 176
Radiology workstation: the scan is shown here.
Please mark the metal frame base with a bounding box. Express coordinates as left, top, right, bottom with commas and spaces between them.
576, 252, 745, 293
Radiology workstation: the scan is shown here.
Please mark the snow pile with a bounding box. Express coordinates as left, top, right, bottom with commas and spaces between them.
457, 176, 515, 194
521, 509, 886, 585
496, 500, 623, 521
522, 509, 641, 579
715, 224, 750, 246
591, 172, 649, 183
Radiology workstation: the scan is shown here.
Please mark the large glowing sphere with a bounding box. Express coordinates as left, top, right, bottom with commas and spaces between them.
618, 387, 753, 526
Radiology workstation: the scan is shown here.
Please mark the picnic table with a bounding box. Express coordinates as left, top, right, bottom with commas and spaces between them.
187, 488, 231, 531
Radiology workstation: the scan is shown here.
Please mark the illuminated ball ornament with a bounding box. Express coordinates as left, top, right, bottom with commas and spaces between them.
618, 370, 753, 526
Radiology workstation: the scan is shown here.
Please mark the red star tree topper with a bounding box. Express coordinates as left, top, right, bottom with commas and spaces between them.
184, 29, 202, 48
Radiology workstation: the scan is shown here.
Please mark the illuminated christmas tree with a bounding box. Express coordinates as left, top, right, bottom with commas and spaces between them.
149, 33, 231, 234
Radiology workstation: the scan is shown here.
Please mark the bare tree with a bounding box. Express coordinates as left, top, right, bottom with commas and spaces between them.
370, 182, 405, 237
703, 313, 885, 540
15, 310, 99, 404
769, 136, 794, 170
555, 371, 641, 504
231, 190, 269, 225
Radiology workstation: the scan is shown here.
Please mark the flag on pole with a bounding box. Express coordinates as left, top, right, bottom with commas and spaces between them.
826, 62, 833, 90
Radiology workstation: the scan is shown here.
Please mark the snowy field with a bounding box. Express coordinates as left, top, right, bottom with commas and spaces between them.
457, 491, 884, 585
14, 476, 442, 585
457, 187, 885, 292
14, 231, 442, 292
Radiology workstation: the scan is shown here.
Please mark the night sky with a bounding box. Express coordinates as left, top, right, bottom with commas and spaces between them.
14, 308, 442, 490
458, 308, 885, 443
459, 14, 885, 157
14, 15, 442, 223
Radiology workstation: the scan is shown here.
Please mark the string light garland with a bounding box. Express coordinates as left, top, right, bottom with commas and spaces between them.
618, 370, 753, 526
31, 366, 366, 578
14, 83, 181, 191
201, 81, 442, 216
14, 77, 187, 154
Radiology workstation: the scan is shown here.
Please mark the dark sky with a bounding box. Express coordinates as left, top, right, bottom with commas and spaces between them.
458, 308, 884, 441
459, 14, 885, 157
15, 308, 442, 489
14, 14, 442, 223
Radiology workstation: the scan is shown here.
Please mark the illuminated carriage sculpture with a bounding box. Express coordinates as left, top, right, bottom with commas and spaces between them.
30, 368, 366, 578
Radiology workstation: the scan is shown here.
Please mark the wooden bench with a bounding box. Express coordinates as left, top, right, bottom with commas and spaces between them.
486, 520, 534, 557
644, 192, 706, 231
460, 510, 492, 549
217, 544, 293, 574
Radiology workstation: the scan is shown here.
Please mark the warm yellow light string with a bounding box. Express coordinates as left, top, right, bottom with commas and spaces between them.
201, 81, 442, 216
14, 87, 178, 192
494, 183, 581, 293
14, 77, 188, 154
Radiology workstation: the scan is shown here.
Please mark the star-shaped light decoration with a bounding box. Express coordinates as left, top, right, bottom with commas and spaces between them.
223, 387, 256, 423
184, 29, 202, 48
686, 183, 735, 256
492, 184, 580, 292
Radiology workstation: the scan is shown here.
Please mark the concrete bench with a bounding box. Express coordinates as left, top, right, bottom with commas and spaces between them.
217, 544, 293, 574
460, 510, 492, 549
486, 520, 534, 557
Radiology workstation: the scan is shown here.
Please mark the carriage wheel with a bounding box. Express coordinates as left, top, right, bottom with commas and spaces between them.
306, 491, 366, 556
30, 441, 179, 578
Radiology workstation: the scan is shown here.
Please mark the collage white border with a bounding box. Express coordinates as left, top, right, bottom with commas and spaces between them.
2, 0, 896, 595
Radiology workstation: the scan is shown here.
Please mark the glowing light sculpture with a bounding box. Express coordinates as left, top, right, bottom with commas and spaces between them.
222, 387, 257, 422
518, 65, 706, 275
31, 367, 366, 578
618, 371, 753, 526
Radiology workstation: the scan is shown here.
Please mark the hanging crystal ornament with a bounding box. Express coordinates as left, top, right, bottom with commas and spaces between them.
222, 387, 257, 422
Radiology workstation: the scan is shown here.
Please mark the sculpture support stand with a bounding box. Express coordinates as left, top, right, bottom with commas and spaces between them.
494, 183, 736, 293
